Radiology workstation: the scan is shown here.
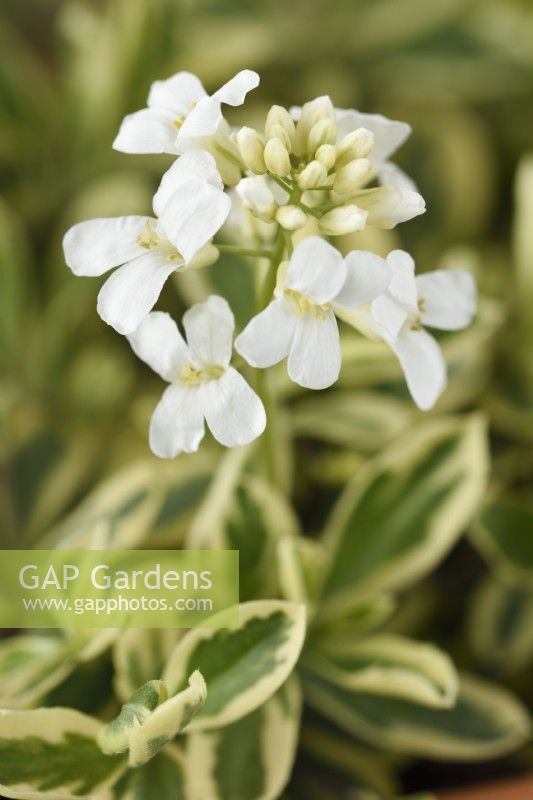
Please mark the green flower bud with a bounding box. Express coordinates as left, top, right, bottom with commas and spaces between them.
315, 143, 336, 170
297, 160, 328, 190
237, 127, 266, 174
276, 205, 308, 231
336, 128, 374, 167
319, 204, 368, 235
307, 118, 337, 157
265, 105, 296, 148
264, 137, 291, 177
333, 158, 373, 195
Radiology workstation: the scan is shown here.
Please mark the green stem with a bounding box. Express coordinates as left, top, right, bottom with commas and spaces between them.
217, 244, 272, 258
255, 228, 286, 488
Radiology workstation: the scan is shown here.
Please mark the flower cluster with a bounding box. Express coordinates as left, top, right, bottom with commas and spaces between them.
63, 69, 477, 457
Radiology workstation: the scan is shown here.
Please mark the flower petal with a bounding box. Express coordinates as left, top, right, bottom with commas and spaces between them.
288, 311, 341, 390
153, 151, 223, 217
416, 270, 477, 331
183, 295, 234, 367
371, 294, 408, 340
212, 70, 260, 106
387, 250, 418, 311
202, 368, 266, 447
356, 186, 426, 229
235, 298, 296, 368
149, 384, 205, 458
387, 327, 447, 410
378, 160, 418, 191
158, 178, 231, 263
285, 237, 346, 304
235, 176, 276, 218
112, 108, 178, 154
63, 216, 149, 277
148, 71, 207, 111
333, 250, 391, 309
128, 311, 190, 381
177, 97, 222, 140
97, 251, 179, 335
335, 110, 411, 164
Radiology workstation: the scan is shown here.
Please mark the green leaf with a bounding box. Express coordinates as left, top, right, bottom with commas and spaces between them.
163, 600, 306, 731
99, 672, 206, 767
113, 628, 183, 702
188, 450, 299, 600
112, 746, 186, 800
304, 634, 458, 708
471, 497, 533, 584
303, 671, 531, 760
320, 415, 488, 614
186, 678, 301, 800
468, 576, 533, 675
0, 707, 125, 799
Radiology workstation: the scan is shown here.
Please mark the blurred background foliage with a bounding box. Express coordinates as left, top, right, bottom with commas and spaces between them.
1, 0, 533, 795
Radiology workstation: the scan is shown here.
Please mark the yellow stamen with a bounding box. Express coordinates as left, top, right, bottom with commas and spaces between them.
137, 220, 160, 250
180, 362, 225, 386
284, 288, 331, 320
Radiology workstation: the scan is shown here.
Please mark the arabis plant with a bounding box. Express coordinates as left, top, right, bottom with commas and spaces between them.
63, 69, 477, 460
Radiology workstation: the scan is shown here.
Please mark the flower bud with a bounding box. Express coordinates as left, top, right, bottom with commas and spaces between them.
333, 158, 373, 195
319, 205, 368, 236
267, 123, 292, 152
315, 144, 336, 170
236, 176, 277, 221
265, 105, 295, 148
336, 128, 374, 167
307, 118, 336, 157
276, 205, 308, 231
297, 160, 327, 190
294, 96, 334, 156
264, 137, 291, 177
237, 127, 266, 174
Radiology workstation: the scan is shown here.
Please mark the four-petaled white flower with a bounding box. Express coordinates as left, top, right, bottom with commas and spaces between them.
366, 250, 477, 409
128, 296, 266, 458
235, 237, 391, 390
63, 152, 230, 335
113, 69, 259, 156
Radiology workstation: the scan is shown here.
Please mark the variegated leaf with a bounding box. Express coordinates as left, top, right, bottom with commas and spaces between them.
320, 416, 488, 615
0, 634, 73, 710
99, 672, 206, 767
0, 707, 126, 799
112, 746, 186, 800
303, 671, 531, 760
186, 678, 301, 800
113, 628, 183, 702
304, 634, 458, 708
468, 576, 533, 675
471, 497, 533, 585
187, 449, 299, 600
163, 601, 306, 731
291, 391, 414, 452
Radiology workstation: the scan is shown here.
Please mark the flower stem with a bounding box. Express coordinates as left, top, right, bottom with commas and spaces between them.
255, 228, 286, 489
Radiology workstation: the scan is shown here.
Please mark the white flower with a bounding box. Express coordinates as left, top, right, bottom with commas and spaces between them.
113, 69, 259, 155
63, 152, 230, 335
235, 237, 390, 390
368, 250, 477, 409
128, 296, 266, 458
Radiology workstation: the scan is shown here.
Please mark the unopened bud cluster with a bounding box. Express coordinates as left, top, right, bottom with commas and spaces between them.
236, 98, 379, 235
